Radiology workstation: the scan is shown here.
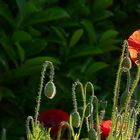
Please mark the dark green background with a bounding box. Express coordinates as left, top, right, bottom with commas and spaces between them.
0, 0, 140, 139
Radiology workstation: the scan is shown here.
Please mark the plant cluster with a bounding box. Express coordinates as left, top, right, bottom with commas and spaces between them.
25, 31, 140, 140
1, 0, 140, 139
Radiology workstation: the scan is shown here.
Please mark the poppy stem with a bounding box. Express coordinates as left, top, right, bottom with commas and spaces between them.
110, 40, 127, 138
124, 64, 140, 117
94, 96, 101, 140
34, 61, 54, 125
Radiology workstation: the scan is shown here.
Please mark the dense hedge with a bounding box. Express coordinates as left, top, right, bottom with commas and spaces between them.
0, 0, 140, 139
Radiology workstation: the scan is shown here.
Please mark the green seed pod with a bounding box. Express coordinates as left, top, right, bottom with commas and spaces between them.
85, 103, 93, 118
122, 56, 132, 72
88, 128, 96, 140
44, 81, 56, 99
71, 111, 81, 128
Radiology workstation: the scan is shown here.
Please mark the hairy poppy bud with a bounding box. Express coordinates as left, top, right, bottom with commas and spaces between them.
71, 111, 81, 128
122, 56, 132, 72
44, 81, 56, 99
88, 128, 96, 140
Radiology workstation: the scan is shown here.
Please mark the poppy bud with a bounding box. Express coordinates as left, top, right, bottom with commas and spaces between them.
88, 128, 96, 140
122, 56, 132, 72
85, 103, 93, 118
44, 81, 56, 99
71, 111, 81, 128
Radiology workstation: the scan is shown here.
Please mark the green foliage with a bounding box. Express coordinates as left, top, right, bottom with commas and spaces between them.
0, 0, 140, 139
26, 58, 140, 140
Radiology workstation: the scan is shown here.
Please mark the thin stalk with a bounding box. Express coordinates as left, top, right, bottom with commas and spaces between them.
77, 83, 86, 139
124, 64, 140, 117
69, 115, 75, 138
71, 81, 85, 139
94, 96, 101, 140
110, 41, 127, 138
136, 128, 140, 140
34, 61, 54, 125
84, 82, 94, 132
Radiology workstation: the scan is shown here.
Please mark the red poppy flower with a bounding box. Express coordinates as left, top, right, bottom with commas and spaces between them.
38, 109, 69, 138
128, 29, 140, 65
94, 120, 111, 139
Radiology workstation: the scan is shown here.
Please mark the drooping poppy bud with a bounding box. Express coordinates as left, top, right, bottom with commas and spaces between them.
71, 111, 81, 128
88, 128, 96, 140
122, 56, 132, 71
44, 81, 56, 99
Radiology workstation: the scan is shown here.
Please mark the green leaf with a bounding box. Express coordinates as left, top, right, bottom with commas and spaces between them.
8, 65, 42, 78
0, 56, 9, 71
15, 43, 25, 62
93, 0, 113, 10
24, 56, 61, 66
28, 27, 41, 37
25, 39, 48, 57
81, 20, 97, 45
51, 26, 66, 45
100, 30, 119, 42
69, 47, 102, 59
93, 10, 113, 21
24, 1, 39, 16
0, 32, 17, 65
12, 30, 32, 43
8, 57, 60, 78
98, 39, 121, 52
0, 1, 15, 27
16, 0, 26, 17
25, 7, 70, 25
69, 29, 84, 48
0, 87, 15, 99
86, 62, 109, 76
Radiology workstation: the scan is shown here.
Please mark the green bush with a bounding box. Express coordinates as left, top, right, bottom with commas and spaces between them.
0, 0, 140, 139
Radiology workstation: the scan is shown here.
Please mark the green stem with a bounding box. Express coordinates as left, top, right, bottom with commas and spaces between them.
110, 41, 127, 137
69, 115, 75, 138
77, 82, 86, 138
124, 64, 140, 116
94, 96, 101, 140
71, 81, 85, 139
136, 128, 140, 140
34, 61, 54, 125
84, 82, 94, 132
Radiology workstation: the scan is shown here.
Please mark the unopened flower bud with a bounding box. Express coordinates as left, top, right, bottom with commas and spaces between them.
44, 81, 56, 99
71, 111, 81, 128
88, 128, 96, 140
122, 56, 132, 72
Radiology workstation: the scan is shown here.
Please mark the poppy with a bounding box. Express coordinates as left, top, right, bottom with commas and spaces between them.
38, 108, 69, 138
128, 29, 140, 65
94, 120, 111, 139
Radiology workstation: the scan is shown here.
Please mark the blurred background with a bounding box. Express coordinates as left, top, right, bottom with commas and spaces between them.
0, 0, 140, 139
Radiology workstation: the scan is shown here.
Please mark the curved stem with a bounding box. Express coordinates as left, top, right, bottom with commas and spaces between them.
34, 61, 54, 125
84, 82, 94, 131
110, 41, 127, 137
124, 64, 140, 116
94, 96, 101, 140
71, 80, 85, 139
